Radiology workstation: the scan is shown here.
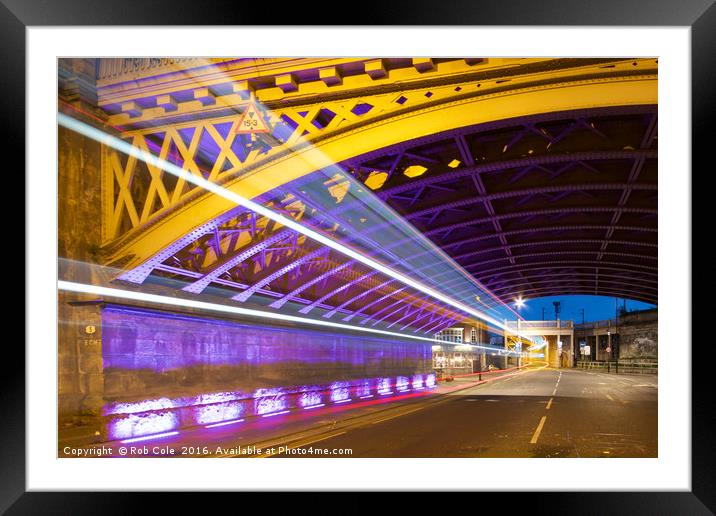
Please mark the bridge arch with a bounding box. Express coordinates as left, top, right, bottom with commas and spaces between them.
90, 58, 657, 328
106, 75, 657, 274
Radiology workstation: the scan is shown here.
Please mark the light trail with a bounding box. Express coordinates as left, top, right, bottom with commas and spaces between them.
58, 281, 536, 357
57, 113, 529, 340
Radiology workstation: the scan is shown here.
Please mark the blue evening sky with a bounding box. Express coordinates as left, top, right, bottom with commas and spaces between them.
512, 295, 656, 323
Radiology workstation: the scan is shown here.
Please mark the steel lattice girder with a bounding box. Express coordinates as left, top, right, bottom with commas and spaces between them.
114, 103, 658, 329
102, 67, 657, 278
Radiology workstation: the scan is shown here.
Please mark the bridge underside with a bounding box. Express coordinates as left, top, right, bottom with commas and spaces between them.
57, 56, 659, 447
127, 105, 657, 324
342, 106, 658, 305
77, 57, 658, 332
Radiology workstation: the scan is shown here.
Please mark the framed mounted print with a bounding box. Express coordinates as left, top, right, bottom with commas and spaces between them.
6, 0, 714, 512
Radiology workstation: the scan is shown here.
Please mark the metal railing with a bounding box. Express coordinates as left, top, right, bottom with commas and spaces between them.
576, 360, 657, 375
505, 320, 574, 329
575, 319, 615, 331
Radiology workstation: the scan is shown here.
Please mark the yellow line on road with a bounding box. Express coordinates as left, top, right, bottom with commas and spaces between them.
546, 398, 553, 410
606, 394, 615, 401
257, 431, 347, 458
530, 416, 547, 444
371, 406, 425, 425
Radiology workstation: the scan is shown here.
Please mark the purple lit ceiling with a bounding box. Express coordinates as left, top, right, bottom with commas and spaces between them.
343, 106, 657, 305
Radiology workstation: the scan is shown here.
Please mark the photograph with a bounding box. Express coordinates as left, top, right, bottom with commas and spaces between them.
57, 56, 659, 459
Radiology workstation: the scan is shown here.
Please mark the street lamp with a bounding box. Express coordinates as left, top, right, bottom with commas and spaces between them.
514, 297, 526, 309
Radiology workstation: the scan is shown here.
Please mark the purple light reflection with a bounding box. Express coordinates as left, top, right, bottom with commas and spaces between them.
262, 410, 290, 418
357, 379, 372, 398
205, 418, 245, 429
105, 372, 435, 441
120, 431, 179, 444
298, 387, 323, 408
330, 381, 350, 402
254, 388, 288, 416
109, 412, 178, 440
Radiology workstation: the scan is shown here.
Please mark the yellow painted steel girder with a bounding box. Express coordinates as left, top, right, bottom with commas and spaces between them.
101, 58, 657, 242
104, 74, 657, 273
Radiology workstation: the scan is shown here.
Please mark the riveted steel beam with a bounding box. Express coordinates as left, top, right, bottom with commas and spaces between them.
269, 260, 353, 309
232, 247, 328, 302
104, 77, 657, 278
182, 227, 294, 294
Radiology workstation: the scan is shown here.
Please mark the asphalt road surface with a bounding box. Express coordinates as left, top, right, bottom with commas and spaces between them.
271, 368, 658, 458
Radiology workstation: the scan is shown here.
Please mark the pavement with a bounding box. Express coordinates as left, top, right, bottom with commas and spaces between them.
58, 365, 657, 458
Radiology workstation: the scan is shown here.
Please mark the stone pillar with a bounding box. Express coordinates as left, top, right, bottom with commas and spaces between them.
547, 336, 559, 368
58, 58, 110, 439
58, 301, 105, 438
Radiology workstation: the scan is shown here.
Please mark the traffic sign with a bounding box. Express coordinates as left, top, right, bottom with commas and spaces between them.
236, 102, 271, 134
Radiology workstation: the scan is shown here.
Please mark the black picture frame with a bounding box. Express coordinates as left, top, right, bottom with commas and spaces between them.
5, 0, 713, 513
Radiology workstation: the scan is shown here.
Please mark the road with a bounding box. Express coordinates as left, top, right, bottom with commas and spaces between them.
270, 368, 657, 458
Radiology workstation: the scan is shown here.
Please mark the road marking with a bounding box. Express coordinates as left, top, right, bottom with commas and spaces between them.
552, 388, 557, 396
257, 431, 348, 458
546, 398, 553, 410
530, 416, 548, 444
606, 394, 615, 401
295, 431, 347, 448
371, 406, 424, 424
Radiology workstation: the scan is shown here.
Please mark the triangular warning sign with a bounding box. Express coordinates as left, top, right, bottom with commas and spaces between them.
236, 102, 271, 134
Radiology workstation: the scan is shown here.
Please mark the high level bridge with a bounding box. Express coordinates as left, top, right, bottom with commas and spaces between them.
57, 57, 658, 447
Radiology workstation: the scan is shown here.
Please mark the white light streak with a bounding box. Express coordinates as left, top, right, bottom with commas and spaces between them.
57, 113, 529, 338
58, 281, 536, 356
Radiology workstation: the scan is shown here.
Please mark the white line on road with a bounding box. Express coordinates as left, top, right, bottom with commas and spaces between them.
530, 416, 547, 444
606, 394, 615, 401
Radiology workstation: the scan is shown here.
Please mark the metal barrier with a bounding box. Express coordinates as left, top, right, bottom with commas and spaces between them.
576, 360, 657, 375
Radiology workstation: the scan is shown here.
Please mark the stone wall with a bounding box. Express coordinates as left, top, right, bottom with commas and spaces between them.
58, 65, 109, 426
58, 302, 433, 442
618, 309, 658, 360
100, 304, 431, 401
